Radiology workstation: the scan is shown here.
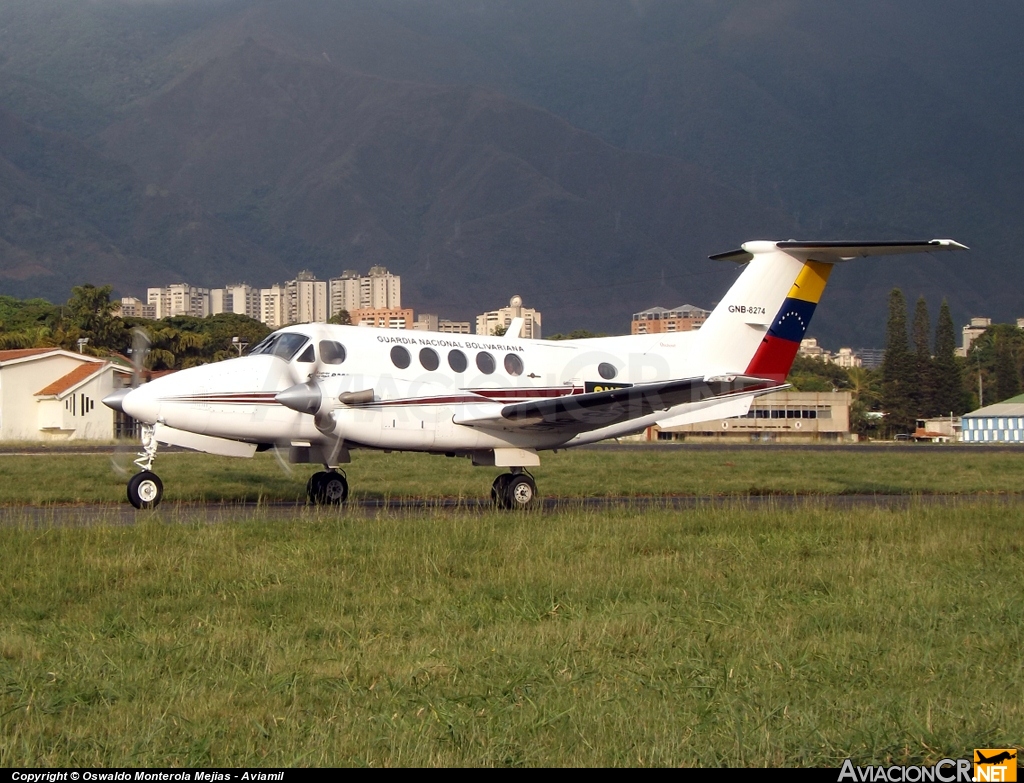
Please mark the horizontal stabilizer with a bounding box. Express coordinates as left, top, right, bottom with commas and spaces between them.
711, 239, 968, 263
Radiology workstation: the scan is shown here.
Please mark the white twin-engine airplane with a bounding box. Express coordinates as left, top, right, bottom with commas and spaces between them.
104, 239, 966, 509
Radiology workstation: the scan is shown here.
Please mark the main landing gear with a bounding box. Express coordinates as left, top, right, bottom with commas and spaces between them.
491, 469, 537, 510
127, 425, 164, 509
307, 470, 349, 505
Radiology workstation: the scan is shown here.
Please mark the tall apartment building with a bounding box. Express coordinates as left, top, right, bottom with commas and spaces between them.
329, 271, 362, 317
260, 284, 287, 330
286, 271, 329, 325
210, 284, 262, 320
147, 284, 210, 319
362, 265, 400, 310
631, 304, 708, 335
477, 295, 541, 339
329, 266, 400, 319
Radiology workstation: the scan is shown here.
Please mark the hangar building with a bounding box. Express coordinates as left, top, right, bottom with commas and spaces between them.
960, 394, 1024, 443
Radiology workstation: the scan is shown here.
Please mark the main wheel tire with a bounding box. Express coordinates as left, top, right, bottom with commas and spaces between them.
127, 471, 163, 510
491, 473, 513, 507
307, 471, 348, 505
503, 474, 537, 510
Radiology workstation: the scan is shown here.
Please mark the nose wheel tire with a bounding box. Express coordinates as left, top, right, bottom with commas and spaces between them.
307, 470, 349, 505
127, 471, 163, 510
493, 472, 536, 510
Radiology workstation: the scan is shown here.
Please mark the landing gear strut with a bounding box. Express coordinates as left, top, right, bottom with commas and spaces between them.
127, 424, 164, 509
492, 469, 537, 510
307, 470, 349, 505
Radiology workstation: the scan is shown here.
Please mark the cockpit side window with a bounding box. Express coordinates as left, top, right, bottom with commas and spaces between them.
296, 344, 316, 363
249, 334, 277, 356
319, 340, 346, 364
250, 332, 310, 360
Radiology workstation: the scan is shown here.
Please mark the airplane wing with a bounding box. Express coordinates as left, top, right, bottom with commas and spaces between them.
455, 375, 779, 433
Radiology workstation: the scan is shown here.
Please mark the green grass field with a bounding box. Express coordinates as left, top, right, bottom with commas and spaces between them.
2, 445, 1024, 504
1, 447, 1022, 766
1, 499, 1022, 766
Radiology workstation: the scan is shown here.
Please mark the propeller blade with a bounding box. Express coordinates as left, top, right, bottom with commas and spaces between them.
271, 442, 294, 476
131, 327, 151, 388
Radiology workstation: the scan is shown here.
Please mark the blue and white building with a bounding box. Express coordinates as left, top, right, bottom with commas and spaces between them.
960, 394, 1024, 442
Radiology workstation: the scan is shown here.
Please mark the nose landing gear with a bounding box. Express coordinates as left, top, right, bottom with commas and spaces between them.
126, 424, 164, 509
491, 469, 537, 510
128, 471, 163, 509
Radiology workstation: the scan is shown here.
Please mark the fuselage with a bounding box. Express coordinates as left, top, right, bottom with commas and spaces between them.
119, 323, 703, 453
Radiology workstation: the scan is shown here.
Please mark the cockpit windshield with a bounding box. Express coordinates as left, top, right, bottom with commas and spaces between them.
248, 332, 310, 361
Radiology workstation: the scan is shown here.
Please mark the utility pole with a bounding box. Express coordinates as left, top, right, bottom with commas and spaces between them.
977, 352, 984, 408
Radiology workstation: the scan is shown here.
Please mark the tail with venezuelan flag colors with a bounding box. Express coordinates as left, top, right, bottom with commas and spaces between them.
692, 239, 968, 383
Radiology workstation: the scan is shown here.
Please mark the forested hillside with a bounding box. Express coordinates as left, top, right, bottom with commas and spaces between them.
0, 0, 1017, 340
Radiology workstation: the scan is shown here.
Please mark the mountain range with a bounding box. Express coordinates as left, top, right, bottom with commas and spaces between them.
1, 0, 1020, 344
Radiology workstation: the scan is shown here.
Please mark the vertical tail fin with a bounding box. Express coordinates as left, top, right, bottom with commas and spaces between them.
692, 239, 967, 382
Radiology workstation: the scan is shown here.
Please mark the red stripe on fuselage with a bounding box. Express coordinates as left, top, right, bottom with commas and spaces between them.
744, 335, 800, 383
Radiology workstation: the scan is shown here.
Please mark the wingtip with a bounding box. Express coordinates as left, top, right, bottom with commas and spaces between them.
931, 239, 970, 251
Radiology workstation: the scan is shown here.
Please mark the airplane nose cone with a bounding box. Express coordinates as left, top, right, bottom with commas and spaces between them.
103, 387, 131, 413
276, 381, 322, 415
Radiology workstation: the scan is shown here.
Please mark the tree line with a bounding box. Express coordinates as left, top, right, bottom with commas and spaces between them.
0, 285, 273, 370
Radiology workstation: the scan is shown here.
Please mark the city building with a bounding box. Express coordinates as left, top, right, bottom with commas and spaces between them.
329, 266, 401, 319
0, 348, 132, 441
286, 271, 328, 325
960, 394, 1024, 443
329, 271, 362, 318
855, 348, 885, 369
631, 305, 709, 335
477, 295, 542, 338
798, 337, 831, 361
412, 313, 439, 332
439, 319, 471, 334
260, 284, 287, 330
350, 307, 414, 329
411, 314, 472, 334
125, 267, 406, 328
798, 339, 861, 368
831, 347, 862, 369
147, 284, 210, 319
958, 317, 992, 357
210, 284, 261, 320
116, 296, 155, 319
650, 390, 854, 443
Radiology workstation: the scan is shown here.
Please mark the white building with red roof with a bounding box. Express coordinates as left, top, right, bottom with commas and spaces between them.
0, 349, 132, 440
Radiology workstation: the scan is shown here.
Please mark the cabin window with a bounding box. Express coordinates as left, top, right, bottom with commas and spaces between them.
419, 348, 440, 371
390, 346, 411, 369
476, 352, 496, 374
319, 340, 346, 364
504, 353, 524, 376
598, 362, 618, 380
296, 345, 316, 363
448, 349, 468, 373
